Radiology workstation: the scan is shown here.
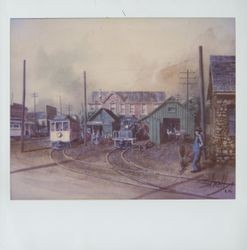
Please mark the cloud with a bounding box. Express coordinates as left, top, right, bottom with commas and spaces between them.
11, 18, 235, 114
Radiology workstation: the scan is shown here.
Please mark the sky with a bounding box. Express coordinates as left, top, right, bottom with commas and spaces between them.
10, 18, 235, 114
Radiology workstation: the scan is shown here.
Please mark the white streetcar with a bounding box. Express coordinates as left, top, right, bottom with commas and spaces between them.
10, 119, 34, 139
49, 115, 81, 149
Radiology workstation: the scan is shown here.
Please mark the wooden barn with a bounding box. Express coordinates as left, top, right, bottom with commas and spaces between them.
141, 97, 195, 144
87, 108, 120, 137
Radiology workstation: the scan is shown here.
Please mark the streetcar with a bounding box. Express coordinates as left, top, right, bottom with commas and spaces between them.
49, 115, 81, 149
10, 120, 35, 139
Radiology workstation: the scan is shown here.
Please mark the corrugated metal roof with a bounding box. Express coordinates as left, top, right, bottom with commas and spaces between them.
210, 55, 235, 93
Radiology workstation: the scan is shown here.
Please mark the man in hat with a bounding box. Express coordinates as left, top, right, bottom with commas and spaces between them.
191, 127, 204, 173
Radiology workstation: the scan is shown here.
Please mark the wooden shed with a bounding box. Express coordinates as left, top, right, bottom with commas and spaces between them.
87, 108, 120, 136
141, 97, 195, 144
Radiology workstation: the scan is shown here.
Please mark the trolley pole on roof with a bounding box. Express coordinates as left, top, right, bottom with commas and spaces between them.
199, 45, 206, 159
21, 60, 26, 153
83, 71, 87, 146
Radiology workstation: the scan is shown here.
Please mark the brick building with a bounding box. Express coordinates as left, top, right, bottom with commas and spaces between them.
11, 103, 28, 120
88, 91, 166, 119
207, 55, 235, 164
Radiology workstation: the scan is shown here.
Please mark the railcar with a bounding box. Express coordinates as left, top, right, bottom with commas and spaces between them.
10, 120, 34, 139
49, 115, 81, 149
112, 116, 137, 148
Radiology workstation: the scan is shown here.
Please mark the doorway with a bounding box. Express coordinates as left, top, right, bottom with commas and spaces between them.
161, 118, 180, 143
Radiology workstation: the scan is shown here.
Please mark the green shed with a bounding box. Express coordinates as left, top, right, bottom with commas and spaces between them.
87, 108, 120, 136
141, 97, 195, 144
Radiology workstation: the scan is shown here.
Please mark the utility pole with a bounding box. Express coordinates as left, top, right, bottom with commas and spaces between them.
83, 71, 87, 146
81, 102, 84, 116
21, 60, 26, 153
59, 95, 62, 115
31, 92, 38, 123
67, 104, 72, 116
199, 45, 206, 159
179, 70, 197, 133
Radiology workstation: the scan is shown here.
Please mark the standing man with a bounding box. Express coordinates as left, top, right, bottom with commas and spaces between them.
191, 127, 204, 173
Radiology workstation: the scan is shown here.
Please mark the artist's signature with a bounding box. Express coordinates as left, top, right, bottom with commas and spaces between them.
199, 173, 234, 193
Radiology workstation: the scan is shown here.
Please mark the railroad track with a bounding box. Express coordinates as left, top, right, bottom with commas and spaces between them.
11, 145, 234, 199
49, 148, 159, 190
129, 147, 234, 184
106, 147, 234, 198
127, 146, 235, 195
106, 148, 216, 199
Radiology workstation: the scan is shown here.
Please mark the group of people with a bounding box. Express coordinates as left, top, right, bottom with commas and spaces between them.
91, 129, 101, 144
166, 127, 181, 141
179, 127, 204, 173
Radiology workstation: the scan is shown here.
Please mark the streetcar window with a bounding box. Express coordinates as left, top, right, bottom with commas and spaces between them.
50, 122, 55, 131
11, 123, 20, 128
128, 131, 133, 138
63, 122, 69, 131
56, 122, 63, 131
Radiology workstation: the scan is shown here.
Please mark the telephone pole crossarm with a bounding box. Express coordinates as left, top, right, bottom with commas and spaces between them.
179, 70, 197, 133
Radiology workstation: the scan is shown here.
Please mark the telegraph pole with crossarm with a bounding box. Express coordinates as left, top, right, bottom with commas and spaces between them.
31, 92, 38, 123
179, 70, 197, 133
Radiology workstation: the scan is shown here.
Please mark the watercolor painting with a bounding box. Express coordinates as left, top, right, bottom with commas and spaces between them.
10, 18, 235, 199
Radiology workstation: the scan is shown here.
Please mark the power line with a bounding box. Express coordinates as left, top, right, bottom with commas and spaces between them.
179, 70, 197, 132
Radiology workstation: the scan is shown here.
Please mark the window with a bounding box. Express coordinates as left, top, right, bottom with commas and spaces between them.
63, 121, 69, 131
110, 103, 117, 113
142, 104, 147, 115
168, 106, 176, 113
120, 104, 125, 114
56, 122, 63, 131
50, 122, 55, 131
90, 105, 95, 112
11, 122, 20, 128
130, 104, 135, 114
228, 105, 235, 136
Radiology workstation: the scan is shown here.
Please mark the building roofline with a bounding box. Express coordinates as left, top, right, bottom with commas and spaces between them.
88, 108, 119, 121
140, 96, 189, 121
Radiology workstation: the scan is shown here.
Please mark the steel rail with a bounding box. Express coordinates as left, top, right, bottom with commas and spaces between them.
106, 148, 214, 199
